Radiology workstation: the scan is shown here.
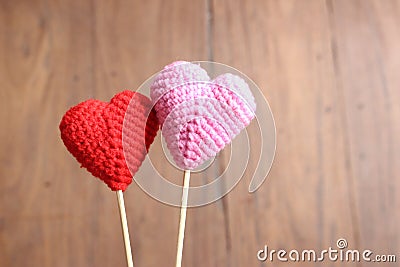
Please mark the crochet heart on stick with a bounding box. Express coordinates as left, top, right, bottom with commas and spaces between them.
59, 91, 159, 191
150, 62, 256, 170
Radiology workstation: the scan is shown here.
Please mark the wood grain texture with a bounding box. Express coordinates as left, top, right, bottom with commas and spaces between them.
0, 0, 399, 267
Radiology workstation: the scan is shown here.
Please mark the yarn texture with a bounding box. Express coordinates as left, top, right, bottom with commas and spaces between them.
150, 61, 256, 169
59, 91, 159, 191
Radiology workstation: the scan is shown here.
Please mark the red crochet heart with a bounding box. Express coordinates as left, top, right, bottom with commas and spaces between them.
59, 91, 159, 191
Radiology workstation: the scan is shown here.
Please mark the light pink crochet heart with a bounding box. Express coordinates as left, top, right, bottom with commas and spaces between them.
150, 61, 256, 170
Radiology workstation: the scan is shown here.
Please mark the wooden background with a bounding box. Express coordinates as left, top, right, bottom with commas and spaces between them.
1, 0, 399, 266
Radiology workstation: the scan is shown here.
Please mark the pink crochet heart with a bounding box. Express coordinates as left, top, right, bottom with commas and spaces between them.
59, 91, 159, 191
150, 62, 256, 169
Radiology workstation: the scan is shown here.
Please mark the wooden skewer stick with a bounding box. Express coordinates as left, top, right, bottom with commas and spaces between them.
116, 190, 134, 267
175, 170, 191, 267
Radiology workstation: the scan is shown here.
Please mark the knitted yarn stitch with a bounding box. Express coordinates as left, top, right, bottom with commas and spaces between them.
150, 61, 256, 169
59, 91, 159, 191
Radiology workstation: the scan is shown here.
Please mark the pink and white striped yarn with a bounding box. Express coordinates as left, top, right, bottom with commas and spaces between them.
150, 61, 256, 170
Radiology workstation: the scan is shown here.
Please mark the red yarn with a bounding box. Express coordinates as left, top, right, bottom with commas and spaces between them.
59, 91, 159, 191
